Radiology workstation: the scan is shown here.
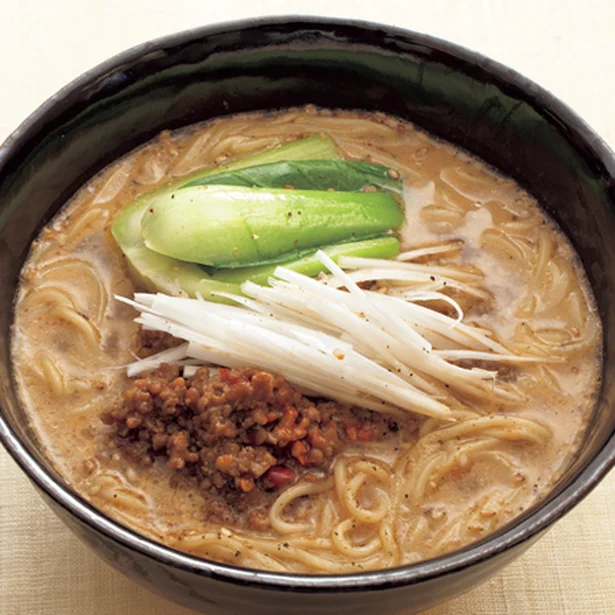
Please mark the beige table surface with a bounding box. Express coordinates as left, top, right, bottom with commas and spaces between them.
1, 1, 614, 613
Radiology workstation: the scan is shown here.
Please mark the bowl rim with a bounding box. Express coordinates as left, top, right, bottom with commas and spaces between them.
1, 14, 614, 593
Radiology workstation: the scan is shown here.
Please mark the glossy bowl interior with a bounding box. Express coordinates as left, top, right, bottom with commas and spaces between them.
1, 17, 614, 615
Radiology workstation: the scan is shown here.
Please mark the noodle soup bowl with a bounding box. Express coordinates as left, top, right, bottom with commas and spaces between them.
1, 17, 614, 615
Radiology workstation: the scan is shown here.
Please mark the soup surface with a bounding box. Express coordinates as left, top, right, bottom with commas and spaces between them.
12, 107, 601, 573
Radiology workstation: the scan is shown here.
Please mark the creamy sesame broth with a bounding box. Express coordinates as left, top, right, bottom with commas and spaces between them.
12, 107, 601, 573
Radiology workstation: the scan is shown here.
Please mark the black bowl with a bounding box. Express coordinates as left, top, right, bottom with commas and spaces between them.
1, 17, 614, 615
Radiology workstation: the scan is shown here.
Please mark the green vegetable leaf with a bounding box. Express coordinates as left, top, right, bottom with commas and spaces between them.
183, 160, 402, 193
112, 136, 344, 296
141, 185, 404, 268
208, 236, 400, 286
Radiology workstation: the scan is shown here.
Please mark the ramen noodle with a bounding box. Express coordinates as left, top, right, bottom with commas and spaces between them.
12, 107, 601, 573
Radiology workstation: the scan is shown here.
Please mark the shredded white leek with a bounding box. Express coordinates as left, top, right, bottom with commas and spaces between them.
118, 251, 529, 420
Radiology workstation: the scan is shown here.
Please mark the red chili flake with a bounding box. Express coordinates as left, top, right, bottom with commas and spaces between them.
265, 465, 296, 488
355, 425, 374, 442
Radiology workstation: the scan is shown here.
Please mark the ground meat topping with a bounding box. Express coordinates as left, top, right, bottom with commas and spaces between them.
137, 330, 181, 358
102, 365, 380, 497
